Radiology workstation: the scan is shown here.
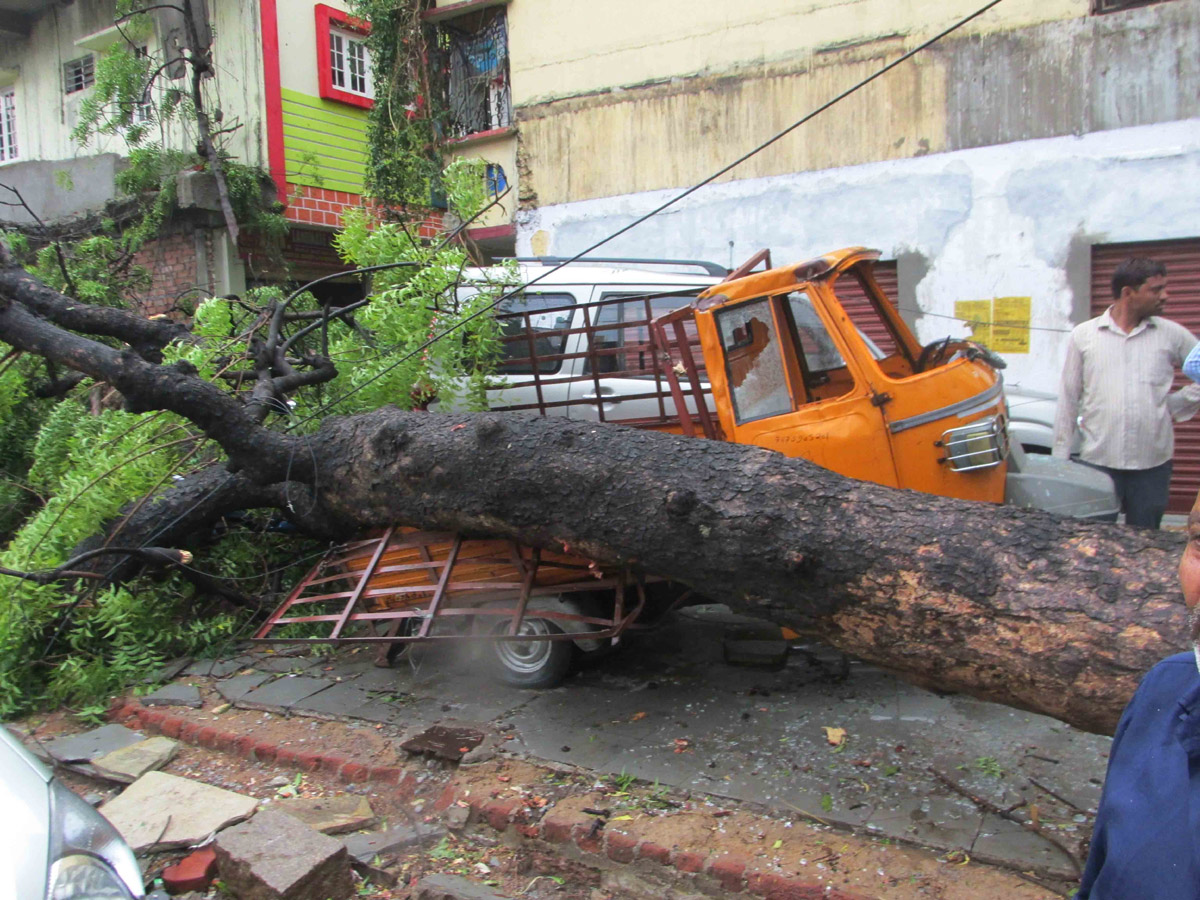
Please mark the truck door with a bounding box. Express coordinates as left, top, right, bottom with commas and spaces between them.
712, 291, 901, 488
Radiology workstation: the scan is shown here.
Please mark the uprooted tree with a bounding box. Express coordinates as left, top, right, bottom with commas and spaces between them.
0, 233, 1192, 735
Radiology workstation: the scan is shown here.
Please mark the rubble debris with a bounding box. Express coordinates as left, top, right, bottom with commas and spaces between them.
92, 736, 179, 783
214, 808, 354, 900
272, 795, 377, 835
415, 873, 515, 900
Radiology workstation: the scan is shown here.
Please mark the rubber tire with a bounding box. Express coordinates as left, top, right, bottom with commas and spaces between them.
490, 617, 574, 689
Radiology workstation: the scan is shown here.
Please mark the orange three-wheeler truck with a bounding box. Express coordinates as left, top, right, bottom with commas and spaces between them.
256, 248, 1116, 686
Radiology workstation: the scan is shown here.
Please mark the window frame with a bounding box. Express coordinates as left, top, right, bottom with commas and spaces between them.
315, 3, 373, 109
0, 86, 17, 163
63, 55, 96, 95
1092, 0, 1175, 12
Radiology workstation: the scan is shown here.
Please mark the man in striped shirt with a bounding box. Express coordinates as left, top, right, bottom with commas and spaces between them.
1052, 257, 1200, 529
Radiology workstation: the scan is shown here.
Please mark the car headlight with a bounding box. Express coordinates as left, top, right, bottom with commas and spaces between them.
47, 780, 143, 900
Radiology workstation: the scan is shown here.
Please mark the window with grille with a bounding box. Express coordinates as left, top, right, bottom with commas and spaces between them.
0, 88, 17, 162
63, 55, 95, 94
433, 6, 511, 138
132, 45, 153, 122
315, 4, 373, 108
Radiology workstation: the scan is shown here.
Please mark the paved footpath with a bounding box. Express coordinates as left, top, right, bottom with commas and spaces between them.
146, 605, 1110, 880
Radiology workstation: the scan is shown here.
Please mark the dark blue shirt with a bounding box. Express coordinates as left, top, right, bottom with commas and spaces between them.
1080, 652, 1200, 899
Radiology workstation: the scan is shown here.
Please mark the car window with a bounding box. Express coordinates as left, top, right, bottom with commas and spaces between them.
494, 293, 576, 375
583, 291, 700, 377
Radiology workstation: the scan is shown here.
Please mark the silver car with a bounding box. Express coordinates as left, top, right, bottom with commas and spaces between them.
1, 726, 144, 899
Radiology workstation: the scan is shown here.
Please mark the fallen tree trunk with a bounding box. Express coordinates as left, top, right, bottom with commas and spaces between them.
1, 254, 1187, 735
298, 408, 1188, 736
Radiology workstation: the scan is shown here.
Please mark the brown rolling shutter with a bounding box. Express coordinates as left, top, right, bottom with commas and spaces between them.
1090, 239, 1200, 513
837, 260, 899, 355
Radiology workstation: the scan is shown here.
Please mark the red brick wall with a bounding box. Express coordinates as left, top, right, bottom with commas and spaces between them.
131, 229, 213, 317
284, 183, 447, 236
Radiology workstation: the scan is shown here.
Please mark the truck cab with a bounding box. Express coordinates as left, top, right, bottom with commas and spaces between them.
682, 248, 1008, 503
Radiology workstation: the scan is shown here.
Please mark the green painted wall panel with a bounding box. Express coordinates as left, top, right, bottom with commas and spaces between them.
280, 88, 370, 193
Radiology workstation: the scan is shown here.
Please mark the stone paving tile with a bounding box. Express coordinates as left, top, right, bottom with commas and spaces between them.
342, 824, 444, 863
142, 683, 203, 708
251, 654, 326, 674
290, 681, 378, 720
38, 724, 146, 763
185, 658, 245, 678
102, 770, 259, 853
92, 736, 179, 783
216, 673, 274, 703
144, 657, 192, 684
237, 676, 333, 713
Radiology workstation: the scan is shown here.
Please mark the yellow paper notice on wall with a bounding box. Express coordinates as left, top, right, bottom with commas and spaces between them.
953, 297, 1031, 354
991, 297, 1031, 353
954, 300, 993, 347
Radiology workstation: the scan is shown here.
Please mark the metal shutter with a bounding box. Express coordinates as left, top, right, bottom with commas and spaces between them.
1090, 239, 1200, 513
837, 260, 899, 355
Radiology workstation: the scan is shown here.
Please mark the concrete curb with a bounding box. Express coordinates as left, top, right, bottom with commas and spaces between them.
112, 698, 872, 899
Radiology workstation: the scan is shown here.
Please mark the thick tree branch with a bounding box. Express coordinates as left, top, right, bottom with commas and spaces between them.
0, 286, 307, 482
0, 254, 189, 359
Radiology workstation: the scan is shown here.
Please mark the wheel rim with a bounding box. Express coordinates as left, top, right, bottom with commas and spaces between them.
495, 618, 555, 675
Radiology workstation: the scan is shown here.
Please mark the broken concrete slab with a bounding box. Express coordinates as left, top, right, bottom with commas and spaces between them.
217, 672, 274, 703
100, 771, 259, 853
92, 736, 179, 783
416, 873, 514, 900
142, 682, 203, 708
144, 656, 193, 684
288, 680, 377, 721
400, 722, 486, 762
341, 824, 445, 863
237, 676, 332, 713
215, 808, 354, 900
272, 795, 377, 834
185, 658, 245, 678
37, 724, 145, 764
251, 654, 325, 673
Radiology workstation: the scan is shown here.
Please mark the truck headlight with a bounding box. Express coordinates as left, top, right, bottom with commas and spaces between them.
46, 780, 143, 900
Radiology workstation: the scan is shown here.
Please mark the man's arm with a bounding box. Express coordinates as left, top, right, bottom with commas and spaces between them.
1052, 334, 1083, 459
1168, 331, 1200, 422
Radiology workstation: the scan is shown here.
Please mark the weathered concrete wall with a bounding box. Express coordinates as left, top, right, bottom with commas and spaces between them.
0, 153, 124, 225
501, 0, 1087, 107
518, 118, 1200, 394
0, 0, 266, 220
514, 2, 1199, 207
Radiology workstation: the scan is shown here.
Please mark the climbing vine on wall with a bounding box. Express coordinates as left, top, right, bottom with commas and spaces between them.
350, 0, 446, 214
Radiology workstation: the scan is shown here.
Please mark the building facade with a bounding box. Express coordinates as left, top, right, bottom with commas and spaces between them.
426, 0, 1200, 509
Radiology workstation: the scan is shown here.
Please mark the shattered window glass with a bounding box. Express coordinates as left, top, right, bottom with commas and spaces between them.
716, 299, 792, 424
787, 291, 846, 374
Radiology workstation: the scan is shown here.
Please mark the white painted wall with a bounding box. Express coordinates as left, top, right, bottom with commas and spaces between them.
1, 0, 265, 175
518, 118, 1200, 392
